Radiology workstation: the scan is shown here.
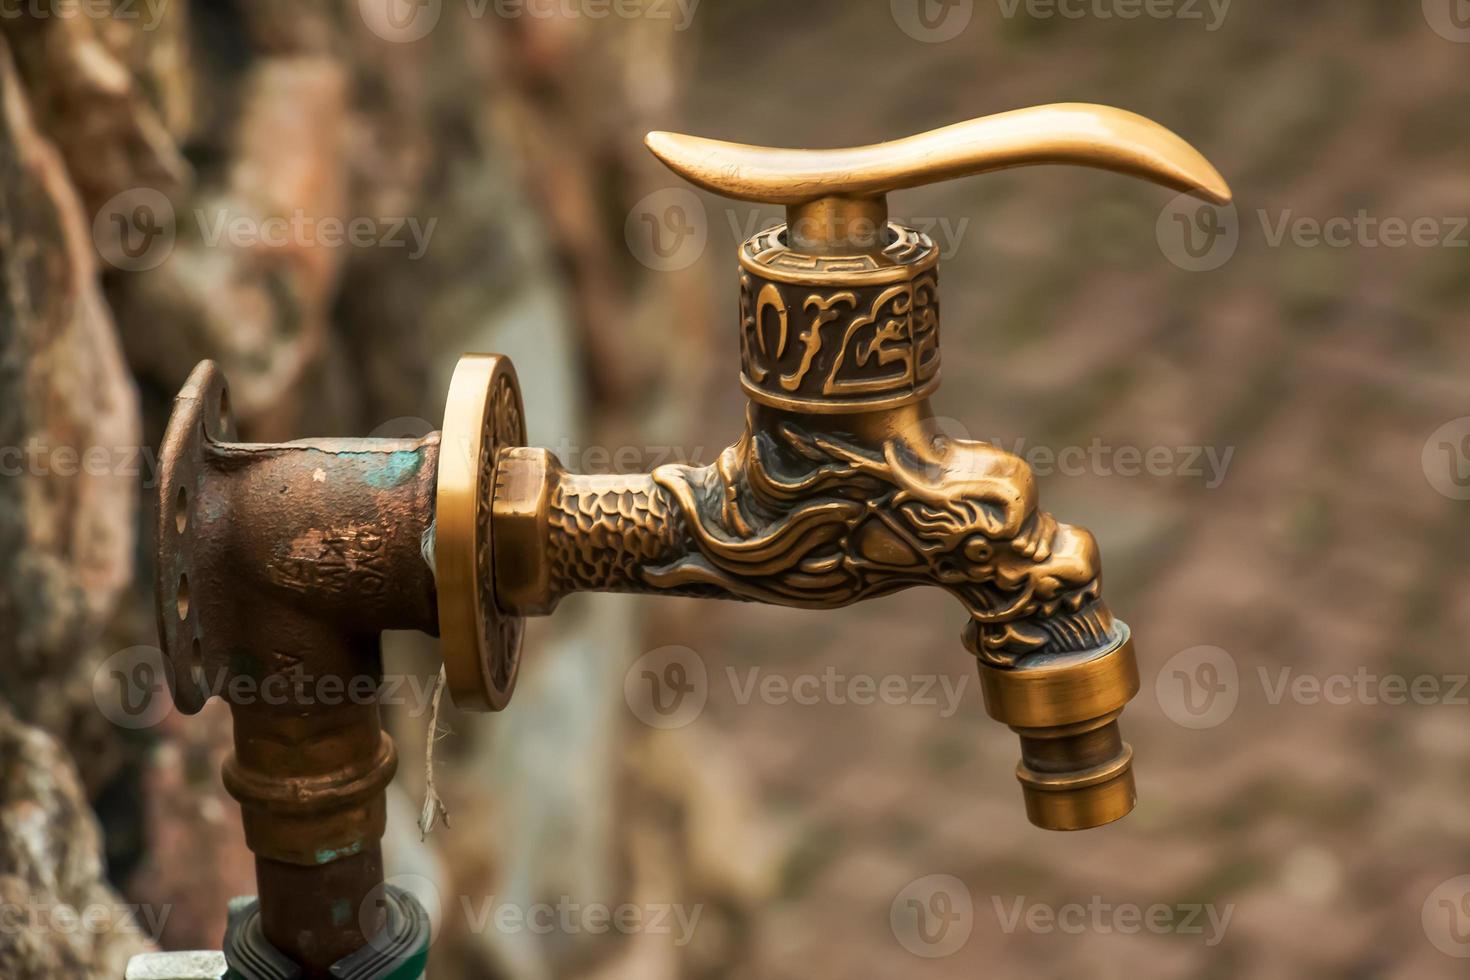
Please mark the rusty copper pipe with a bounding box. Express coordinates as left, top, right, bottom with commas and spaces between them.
158, 361, 441, 976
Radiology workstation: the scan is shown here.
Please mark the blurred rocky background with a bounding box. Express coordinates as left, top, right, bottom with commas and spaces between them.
1, 1, 1468, 978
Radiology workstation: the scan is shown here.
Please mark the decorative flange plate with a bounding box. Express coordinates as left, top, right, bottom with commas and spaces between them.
435, 354, 527, 711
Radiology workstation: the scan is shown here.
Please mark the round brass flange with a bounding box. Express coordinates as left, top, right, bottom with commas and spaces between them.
435, 354, 528, 711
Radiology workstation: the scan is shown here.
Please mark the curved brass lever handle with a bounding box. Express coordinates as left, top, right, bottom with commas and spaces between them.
647, 103, 1231, 206
648, 103, 1230, 253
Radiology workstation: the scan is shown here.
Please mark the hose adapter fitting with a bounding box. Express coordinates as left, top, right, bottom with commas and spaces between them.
979, 626, 1141, 831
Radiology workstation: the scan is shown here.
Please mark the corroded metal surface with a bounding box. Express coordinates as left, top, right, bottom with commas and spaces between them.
153, 357, 500, 974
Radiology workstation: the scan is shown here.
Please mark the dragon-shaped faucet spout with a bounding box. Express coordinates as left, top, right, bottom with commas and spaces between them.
496, 402, 1113, 668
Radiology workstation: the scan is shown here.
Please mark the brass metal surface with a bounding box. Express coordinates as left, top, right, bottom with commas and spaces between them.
647, 103, 1231, 205
492, 405, 1113, 666
435, 354, 527, 711
736, 225, 940, 413
980, 630, 1139, 830
650, 106, 1233, 414
978, 627, 1141, 727
490, 104, 1230, 829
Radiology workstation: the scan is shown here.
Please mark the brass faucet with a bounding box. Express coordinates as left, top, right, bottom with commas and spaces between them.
488, 103, 1230, 829
148, 104, 1229, 977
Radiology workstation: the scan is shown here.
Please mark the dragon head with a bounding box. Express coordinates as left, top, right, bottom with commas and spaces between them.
874, 433, 1115, 666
